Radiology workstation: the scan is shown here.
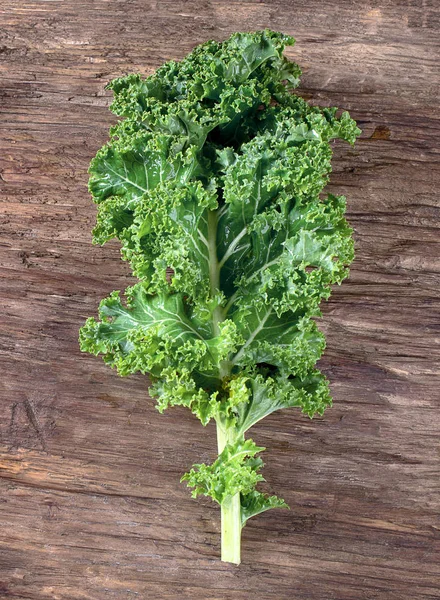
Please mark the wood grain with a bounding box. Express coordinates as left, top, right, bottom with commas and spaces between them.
1, 1, 439, 599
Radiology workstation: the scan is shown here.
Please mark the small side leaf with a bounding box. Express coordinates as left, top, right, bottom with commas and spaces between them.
181, 438, 266, 504
241, 490, 289, 526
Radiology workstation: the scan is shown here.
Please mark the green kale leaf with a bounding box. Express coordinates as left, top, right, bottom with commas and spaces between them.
80, 29, 361, 564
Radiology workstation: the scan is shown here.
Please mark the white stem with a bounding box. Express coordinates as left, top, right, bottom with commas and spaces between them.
231, 308, 272, 365
216, 421, 242, 565
218, 227, 248, 268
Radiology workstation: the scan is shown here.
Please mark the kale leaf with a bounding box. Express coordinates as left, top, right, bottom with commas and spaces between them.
80, 30, 360, 564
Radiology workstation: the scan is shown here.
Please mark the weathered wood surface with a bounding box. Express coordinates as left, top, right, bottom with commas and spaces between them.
1, 1, 439, 598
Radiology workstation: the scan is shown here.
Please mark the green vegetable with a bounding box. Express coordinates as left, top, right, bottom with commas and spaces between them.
80, 30, 360, 564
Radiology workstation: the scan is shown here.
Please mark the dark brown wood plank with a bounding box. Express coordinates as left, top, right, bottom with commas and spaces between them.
1, 1, 439, 598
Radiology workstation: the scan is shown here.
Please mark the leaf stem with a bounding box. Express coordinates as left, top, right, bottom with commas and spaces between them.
221, 493, 242, 564
210, 208, 242, 563
208, 208, 230, 378
207, 209, 220, 308
216, 420, 242, 565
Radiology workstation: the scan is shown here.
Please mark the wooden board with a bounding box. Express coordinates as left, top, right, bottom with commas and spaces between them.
1, 1, 439, 598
